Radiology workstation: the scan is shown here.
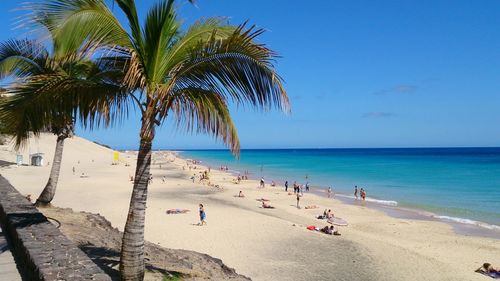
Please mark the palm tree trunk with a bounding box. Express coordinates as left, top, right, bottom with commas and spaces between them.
120, 115, 155, 281
35, 134, 66, 207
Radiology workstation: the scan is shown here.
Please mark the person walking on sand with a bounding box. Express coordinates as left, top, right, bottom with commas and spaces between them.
296, 193, 301, 208
305, 182, 310, 192
327, 187, 332, 198
199, 204, 207, 225
260, 177, 265, 188
354, 186, 358, 200
285, 181, 289, 192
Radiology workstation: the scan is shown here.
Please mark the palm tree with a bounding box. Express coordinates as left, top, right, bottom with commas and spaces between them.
0, 37, 128, 206
32, 0, 289, 279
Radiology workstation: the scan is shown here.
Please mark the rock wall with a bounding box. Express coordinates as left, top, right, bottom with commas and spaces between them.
0, 176, 110, 281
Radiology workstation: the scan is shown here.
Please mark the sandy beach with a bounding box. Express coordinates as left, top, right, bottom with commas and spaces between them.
1, 133, 499, 281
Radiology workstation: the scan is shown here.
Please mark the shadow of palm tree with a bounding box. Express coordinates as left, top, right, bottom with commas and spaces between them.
0, 159, 17, 167
79, 245, 120, 280
80, 244, 181, 280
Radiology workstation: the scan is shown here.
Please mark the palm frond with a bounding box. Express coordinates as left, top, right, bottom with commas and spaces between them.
0, 39, 49, 80
24, 0, 131, 56
168, 87, 240, 154
114, 0, 144, 51
162, 17, 235, 77
0, 61, 129, 148
167, 24, 289, 113
143, 0, 180, 84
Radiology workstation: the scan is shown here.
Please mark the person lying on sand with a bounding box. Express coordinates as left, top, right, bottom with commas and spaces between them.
317, 210, 328, 219
304, 204, 317, 209
482, 263, 500, 273
166, 209, 190, 214
238, 191, 245, 197
320, 225, 341, 236
262, 201, 275, 209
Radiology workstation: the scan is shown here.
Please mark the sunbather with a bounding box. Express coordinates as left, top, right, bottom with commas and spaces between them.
483, 263, 500, 274
320, 225, 340, 236
262, 201, 275, 209
304, 205, 319, 209
166, 209, 189, 214
326, 209, 334, 219
238, 190, 245, 197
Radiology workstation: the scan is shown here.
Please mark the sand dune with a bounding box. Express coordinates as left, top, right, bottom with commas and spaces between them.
0, 133, 498, 281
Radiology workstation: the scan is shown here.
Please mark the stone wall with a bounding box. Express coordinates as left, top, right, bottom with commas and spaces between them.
0, 176, 111, 281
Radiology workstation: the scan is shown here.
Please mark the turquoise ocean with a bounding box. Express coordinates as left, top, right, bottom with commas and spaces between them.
180, 148, 500, 231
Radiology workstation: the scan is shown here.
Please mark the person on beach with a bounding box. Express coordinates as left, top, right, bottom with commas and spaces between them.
238, 190, 245, 197
262, 201, 274, 208
271, 181, 276, 187
305, 182, 310, 192
326, 209, 334, 219
320, 225, 340, 235
482, 263, 500, 273
354, 186, 358, 200
327, 187, 332, 198
296, 193, 301, 208
199, 204, 207, 225
360, 188, 366, 201
260, 177, 265, 188
285, 181, 288, 192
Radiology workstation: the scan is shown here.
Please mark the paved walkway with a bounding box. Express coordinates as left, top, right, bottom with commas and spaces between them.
0, 227, 22, 281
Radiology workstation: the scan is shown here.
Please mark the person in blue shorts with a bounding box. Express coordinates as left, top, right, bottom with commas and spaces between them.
199, 204, 207, 225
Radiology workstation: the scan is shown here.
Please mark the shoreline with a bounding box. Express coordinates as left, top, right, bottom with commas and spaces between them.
175, 150, 500, 240
4, 134, 500, 281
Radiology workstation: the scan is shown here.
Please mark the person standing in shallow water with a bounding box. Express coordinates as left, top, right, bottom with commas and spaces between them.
360, 188, 366, 201
354, 186, 358, 200
199, 204, 207, 225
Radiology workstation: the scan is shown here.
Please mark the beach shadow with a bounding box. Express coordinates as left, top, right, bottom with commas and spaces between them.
0, 159, 16, 167
6, 212, 49, 229
79, 245, 120, 280
80, 244, 181, 280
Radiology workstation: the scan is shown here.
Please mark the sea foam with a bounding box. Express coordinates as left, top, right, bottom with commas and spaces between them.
432, 215, 500, 231
336, 194, 398, 206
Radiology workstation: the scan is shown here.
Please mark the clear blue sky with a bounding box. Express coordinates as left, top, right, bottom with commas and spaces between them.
1, 0, 499, 149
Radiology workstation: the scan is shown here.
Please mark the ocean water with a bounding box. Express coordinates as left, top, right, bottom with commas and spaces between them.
180, 148, 500, 230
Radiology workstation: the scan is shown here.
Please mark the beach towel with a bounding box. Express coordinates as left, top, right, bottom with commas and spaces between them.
306, 225, 317, 231
166, 209, 189, 214
476, 269, 500, 279
327, 217, 348, 226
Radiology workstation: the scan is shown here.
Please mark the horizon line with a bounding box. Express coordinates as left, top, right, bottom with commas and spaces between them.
111, 146, 500, 151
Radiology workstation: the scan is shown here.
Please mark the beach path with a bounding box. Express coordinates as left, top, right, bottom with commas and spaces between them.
0, 227, 22, 281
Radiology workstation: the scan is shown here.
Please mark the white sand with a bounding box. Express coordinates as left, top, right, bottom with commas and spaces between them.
1, 133, 499, 281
